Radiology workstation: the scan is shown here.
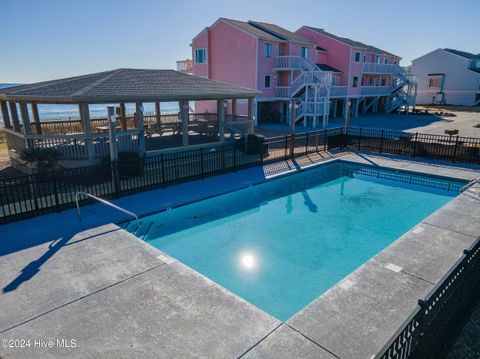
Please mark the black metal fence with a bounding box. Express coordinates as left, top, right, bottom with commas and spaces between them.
345, 128, 480, 165
0, 128, 343, 223
378, 235, 480, 359
1, 126, 479, 224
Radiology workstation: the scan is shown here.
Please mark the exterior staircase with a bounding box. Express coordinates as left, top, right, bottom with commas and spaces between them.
386, 69, 418, 113
274, 56, 332, 127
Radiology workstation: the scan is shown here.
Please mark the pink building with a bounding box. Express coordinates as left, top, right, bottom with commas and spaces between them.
189, 18, 416, 129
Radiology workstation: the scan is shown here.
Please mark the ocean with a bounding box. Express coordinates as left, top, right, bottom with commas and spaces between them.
0, 83, 185, 124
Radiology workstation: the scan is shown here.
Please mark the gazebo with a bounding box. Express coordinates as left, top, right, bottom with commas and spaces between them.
0, 68, 260, 169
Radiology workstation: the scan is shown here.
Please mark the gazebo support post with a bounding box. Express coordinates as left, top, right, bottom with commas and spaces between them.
180, 100, 189, 146
9, 102, 21, 133
31, 103, 41, 134
19, 103, 32, 136
79, 103, 95, 162
107, 106, 120, 197
232, 99, 237, 122
136, 102, 145, 155
218, 99, 225, 142
119, 102, 127, 130
0, 101, 12, 129
248, 98, 255, 134
155, 101, 161, 124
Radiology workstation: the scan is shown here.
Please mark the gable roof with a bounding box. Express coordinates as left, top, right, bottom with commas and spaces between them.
444, 48, 480, 60
302, 26, 400, 58
248, 21, 314, 44
0, 69, 261, 103
219, 18, 285, 42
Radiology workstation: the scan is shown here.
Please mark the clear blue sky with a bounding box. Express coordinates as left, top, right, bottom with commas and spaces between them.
1, 0, 479, 83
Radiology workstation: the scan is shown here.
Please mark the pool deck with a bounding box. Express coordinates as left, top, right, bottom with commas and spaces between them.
1, 151, 479, 358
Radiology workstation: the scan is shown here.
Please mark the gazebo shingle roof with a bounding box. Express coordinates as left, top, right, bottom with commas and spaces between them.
0, 68, 261, 103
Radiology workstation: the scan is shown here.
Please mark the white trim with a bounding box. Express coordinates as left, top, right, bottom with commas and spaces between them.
194, 48, 208, 65
354, 51, 361, 63
264, 75, 272, 88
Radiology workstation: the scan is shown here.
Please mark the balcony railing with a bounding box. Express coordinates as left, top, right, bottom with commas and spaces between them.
360, 85, 393, 96
330, 86, 349, 98
176, 60, 193, 73
275, 86, 290, 99
362, 63, 402, 74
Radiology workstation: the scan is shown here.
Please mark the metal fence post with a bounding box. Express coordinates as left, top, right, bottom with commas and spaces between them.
324, 129, 328, 151
305, 132, 309, 154
289, 133, 295, 157
358, 128, 362, 150
161, 153, 166, 188
201, 148, 205, 178
284, 134, 288, 159
452, 136, 459, 163
52, 170, 61, 212
233, 145, 237, 171
412, 132, 419, 158
379, 130, 384, 153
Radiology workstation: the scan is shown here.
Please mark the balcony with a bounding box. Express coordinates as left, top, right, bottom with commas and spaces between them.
360, 86, 393, 96
275, 86, 290, 99
176, 59, 193, 74
330, 86, 348, 98
362, 63, 401, 74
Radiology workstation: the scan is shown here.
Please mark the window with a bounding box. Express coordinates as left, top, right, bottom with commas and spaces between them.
301, 47, 308, 59
195, 49, 207, 64
381, 78, 386, 86
363, 55, 367, 62
376, 55, 381, 64
264, 43, 272, 58
428, 78, 441, 88
353, 76, 359, 88
354, 52, 361, 62
393, 60, 397, 65
264, 75, 271, 88
384, 58, 388, 64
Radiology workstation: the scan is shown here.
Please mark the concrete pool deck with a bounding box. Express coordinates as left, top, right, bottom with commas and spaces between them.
0, 152, 479, 358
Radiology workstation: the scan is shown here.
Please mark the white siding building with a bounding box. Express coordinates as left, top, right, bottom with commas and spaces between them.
411, 48, 480, 106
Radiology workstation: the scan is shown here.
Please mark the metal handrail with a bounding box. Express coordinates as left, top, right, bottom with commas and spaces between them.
75, 192, 140, 230
459, 178, 480, 193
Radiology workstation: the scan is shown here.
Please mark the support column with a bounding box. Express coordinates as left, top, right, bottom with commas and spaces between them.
179, 100, 189, 146
107, 106, 120, 196
9, 101, 21, 132
0, 101, 12, 129
119, 102, 127, 130
31, 103, 41, 134
289, 99, 296, 134
332, 100, 338, 119
135, 102, 145, 153
353, 98, 360, 117
79, 103, 95, 161
217, 99, 225, 142
342, 98, 349, 119
19, 103, 32, 135
247, 98, 255, 134
232, 99, 237, 122
155, 101, 161, 124
344, 98, 352, 132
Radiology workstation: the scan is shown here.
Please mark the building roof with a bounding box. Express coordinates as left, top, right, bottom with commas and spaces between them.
316, 64, 341, 72
0, 69, 260, 103
219, 18, 285, 42
444, 48, 480, 59
302, 26, 400, 58
248, 21, 314, 44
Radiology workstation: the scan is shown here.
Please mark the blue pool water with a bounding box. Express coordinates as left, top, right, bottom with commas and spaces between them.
130, 162, 464, 320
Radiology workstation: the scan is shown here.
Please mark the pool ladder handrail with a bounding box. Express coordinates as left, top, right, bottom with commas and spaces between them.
75, 192, 140, 231
459, 177, 480, 193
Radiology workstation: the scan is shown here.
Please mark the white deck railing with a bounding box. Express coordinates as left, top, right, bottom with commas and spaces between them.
4, 129, 141, 160
275, 86, 290, 98
362, 63, 402, 74
330, 86, 349, 98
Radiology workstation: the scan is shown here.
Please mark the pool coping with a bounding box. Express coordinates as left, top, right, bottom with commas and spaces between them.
1, 151, 479, 358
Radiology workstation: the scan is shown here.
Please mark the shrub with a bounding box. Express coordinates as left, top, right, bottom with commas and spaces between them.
20, 147, 62, 173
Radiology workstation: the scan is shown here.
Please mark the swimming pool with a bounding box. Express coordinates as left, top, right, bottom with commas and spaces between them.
128, 161, 466, 320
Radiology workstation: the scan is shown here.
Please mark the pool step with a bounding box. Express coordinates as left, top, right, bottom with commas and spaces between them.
124, 220, 153, 240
